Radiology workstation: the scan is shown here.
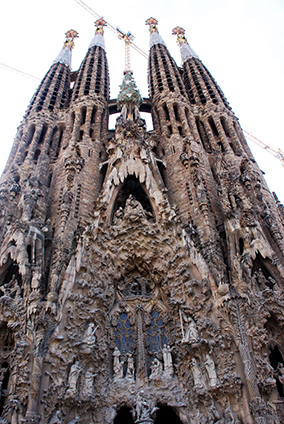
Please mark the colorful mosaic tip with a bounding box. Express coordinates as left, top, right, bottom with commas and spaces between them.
145, 17, 159, 33
172, 26, 187, 46
95, 18, 107, 35
64, 29, 79, 50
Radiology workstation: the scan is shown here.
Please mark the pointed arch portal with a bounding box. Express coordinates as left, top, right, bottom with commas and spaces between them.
112, 175, 155, 222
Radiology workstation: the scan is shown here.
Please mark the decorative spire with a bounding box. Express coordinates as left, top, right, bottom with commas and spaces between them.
172, 26, 199, 63
53, 29, 79, 68
117, 72, 142, 110
89, 18, 107, 50
145, 17, 166, 48
116, 71, 142, 121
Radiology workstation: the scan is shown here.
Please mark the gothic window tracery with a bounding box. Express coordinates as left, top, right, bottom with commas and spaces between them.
146, 309, 167, 356
114, 312, 134, 355
109, 272, 170, 380
112, 176, 155, 224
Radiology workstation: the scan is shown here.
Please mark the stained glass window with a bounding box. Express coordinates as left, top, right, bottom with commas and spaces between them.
114, 313, 133, 354
147, 310, 167, 354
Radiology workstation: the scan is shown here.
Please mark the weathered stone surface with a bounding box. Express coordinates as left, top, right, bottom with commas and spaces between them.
0, 19, 283, 424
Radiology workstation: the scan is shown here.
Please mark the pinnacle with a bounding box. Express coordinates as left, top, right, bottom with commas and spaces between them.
172, 26, 199, 63
89, 17, 107, 50
52, 30, 79, 68
117, 71, 142, 111
145, 17, 166, 49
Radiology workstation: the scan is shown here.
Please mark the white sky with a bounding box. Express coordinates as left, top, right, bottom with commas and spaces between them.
0, 0, 283, 203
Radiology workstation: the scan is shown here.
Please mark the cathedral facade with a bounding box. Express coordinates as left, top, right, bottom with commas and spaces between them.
0, 17, 284, 424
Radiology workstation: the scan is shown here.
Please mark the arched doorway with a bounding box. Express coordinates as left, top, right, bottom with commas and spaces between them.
112, 175, 155, 224
113, 406, 134, 424
154, 405, 183, 424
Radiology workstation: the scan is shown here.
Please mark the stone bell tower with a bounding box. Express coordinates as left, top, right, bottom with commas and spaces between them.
0, 15, 284, 424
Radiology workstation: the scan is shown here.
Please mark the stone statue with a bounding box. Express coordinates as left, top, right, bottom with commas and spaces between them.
82, 366, 96, 397
113, 347, 123, 379
67, 417, 79, 424
135, 391, 156, 423
124, 194, 146, 222
49, 410, 62, 424
224, 408, 241, 424
191, 358, 206, 390
208, 406, 224, 424
183, 316, 199, 343
204, 354, 218, 388
126, 352, 135, 380
149, 358, 163, 381
81, 323, 98, 353
113, 207, 124, 225
66, 361, 81, 396
162, 344, 174, 377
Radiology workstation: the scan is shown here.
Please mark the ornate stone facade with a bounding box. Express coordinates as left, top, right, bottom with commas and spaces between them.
0, 17, 284, 424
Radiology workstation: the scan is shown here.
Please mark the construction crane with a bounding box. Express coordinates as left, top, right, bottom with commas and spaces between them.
74, 0, 148, 60
0, 63, 40, 82
244, 130, 284, 168
1, 0, 283, 171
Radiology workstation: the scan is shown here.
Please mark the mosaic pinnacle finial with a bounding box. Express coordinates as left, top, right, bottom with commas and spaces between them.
53, 29, 78, 67
146, 17, 166, 48
145, 17, 159, 33
172, 26, 199, 62
95, 18, 107, 35
116, 72, 142, 111
89, 18, 107, 49
64, 29, 79, 50
172, 26, 187, 47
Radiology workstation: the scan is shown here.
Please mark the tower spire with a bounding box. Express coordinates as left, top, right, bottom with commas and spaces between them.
53, 29, 79, 68
172, 26, 199, 62
145, 17, 166, 48
89, 17, 107, 50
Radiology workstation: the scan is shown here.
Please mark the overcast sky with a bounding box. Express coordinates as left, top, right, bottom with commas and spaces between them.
1, 0, 283, 202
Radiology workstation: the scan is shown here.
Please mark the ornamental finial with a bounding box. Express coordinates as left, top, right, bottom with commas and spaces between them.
64, 30, 79, 50
172, 26, 187, 47
95, 18, 107, 35
172, 26, 199, 62
145, 17, 159, 33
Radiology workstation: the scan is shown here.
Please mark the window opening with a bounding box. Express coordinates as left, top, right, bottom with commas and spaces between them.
239, 238, 244, 255
221, 117, 231, 137
95, 48, 102, 94
81, 107, 86, 125
269, 345, 284, 398
163, 104, 170, 121
173, 104, 180, 122
114, 406, 134, 424
25, 125, 36, 147
158, 46, 174, 92
184, 62, 196, 104
91, 106, 97, 124
114, 313, 134, 356
157, 161, 167, 187
153, 48, 163, 92
2, 261, 22, 290
196, 118, 211, 151
0, 363, 10, 416
208, 117, 219, 137
167, 125, 173, 137
147, 310, 167, 356
33, 149, 41, 163
100, 163, 108, 190
56, 127, 64, 157
189, 63, 206, 104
